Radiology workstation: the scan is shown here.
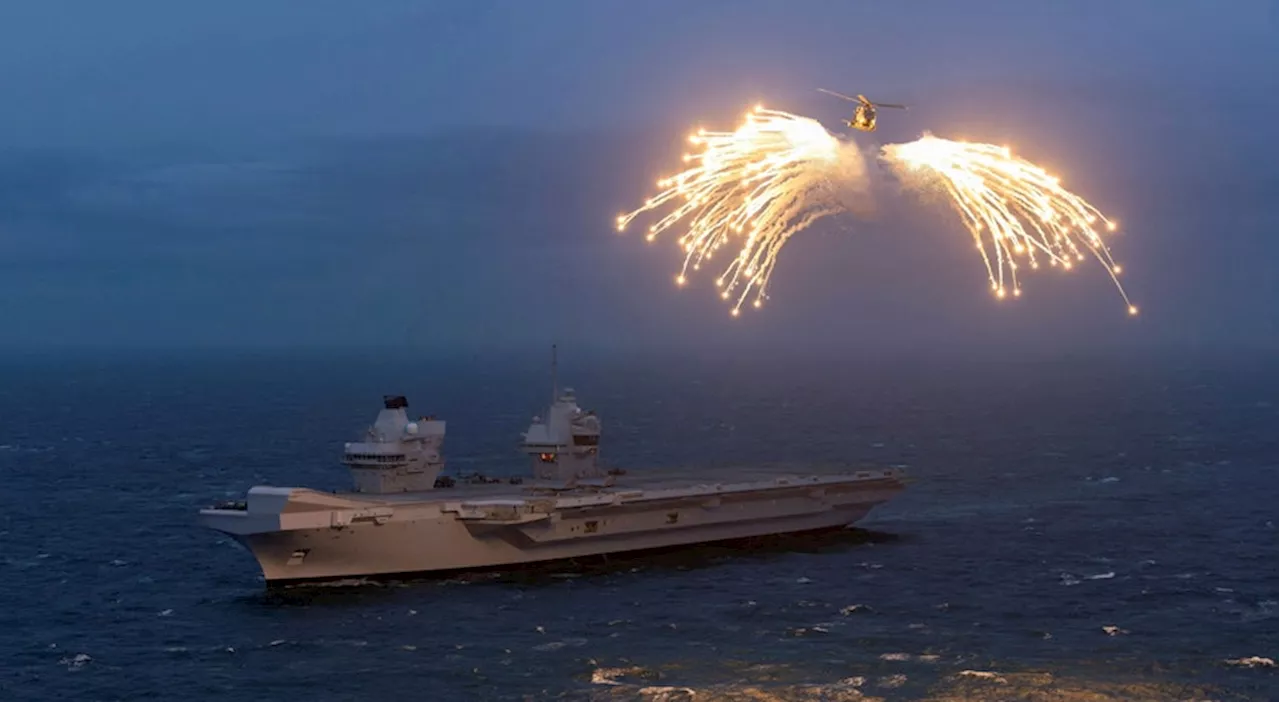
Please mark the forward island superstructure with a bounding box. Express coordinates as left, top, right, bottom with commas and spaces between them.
199, 360, 906, 584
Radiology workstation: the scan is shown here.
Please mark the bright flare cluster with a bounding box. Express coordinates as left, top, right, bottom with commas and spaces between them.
618, 106, 1136, 316
616, 106, 862, 315
881, 134, 1137, 314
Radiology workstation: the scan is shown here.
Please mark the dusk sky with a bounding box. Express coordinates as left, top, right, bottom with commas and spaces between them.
0, 1, 1273, 143
0, 1, 1274, 353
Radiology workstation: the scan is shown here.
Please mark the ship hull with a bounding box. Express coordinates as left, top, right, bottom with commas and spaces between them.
238, 504, 875, 584
201, 470, 905, 585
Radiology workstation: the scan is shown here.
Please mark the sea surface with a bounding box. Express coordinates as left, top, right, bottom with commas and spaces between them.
1, 349, 1275, 701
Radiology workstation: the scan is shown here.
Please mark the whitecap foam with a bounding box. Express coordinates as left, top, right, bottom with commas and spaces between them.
533, 638, 586, 652
592, 665, 658, 685
0, 443, 53, 454
958, 670, 1007, 683
877, 674, 907, 688
59, 653, 92, 669
636, 686, 696, 700
1224, 657, 1275, 669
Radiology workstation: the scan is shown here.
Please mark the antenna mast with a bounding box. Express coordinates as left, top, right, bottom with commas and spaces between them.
550, 343, 559, 404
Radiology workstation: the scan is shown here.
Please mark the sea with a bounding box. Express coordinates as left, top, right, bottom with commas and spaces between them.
1, 349, 1275, 701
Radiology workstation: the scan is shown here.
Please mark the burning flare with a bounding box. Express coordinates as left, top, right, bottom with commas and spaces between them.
616, 106, 868, 315
881, 134, 1137, 314
618, 106, 1137, 317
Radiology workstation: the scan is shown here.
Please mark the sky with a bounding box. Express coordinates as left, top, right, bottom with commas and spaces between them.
0, 1, 1275, 354
0, 1, 1274, 144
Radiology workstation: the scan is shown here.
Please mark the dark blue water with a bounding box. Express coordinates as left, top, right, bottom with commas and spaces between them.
2, 350, 1275, 700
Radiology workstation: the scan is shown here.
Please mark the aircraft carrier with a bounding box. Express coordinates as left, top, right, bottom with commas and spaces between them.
199, 360, 907, 585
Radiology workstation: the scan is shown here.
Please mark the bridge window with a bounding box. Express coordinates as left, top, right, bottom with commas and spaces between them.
346, 453, 406, 463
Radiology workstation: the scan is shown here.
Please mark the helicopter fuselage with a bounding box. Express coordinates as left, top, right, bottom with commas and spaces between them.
819, 89, 902, 133
848, 105, 877, 131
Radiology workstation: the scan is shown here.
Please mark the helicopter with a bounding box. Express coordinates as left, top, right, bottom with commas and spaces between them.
817, 88, 907, 132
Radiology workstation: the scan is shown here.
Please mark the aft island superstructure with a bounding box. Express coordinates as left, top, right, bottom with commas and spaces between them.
199, 365, 906, 584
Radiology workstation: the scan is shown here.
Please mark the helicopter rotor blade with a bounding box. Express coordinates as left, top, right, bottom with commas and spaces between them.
872, 102, 908, 109
817, 88, 861, 104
